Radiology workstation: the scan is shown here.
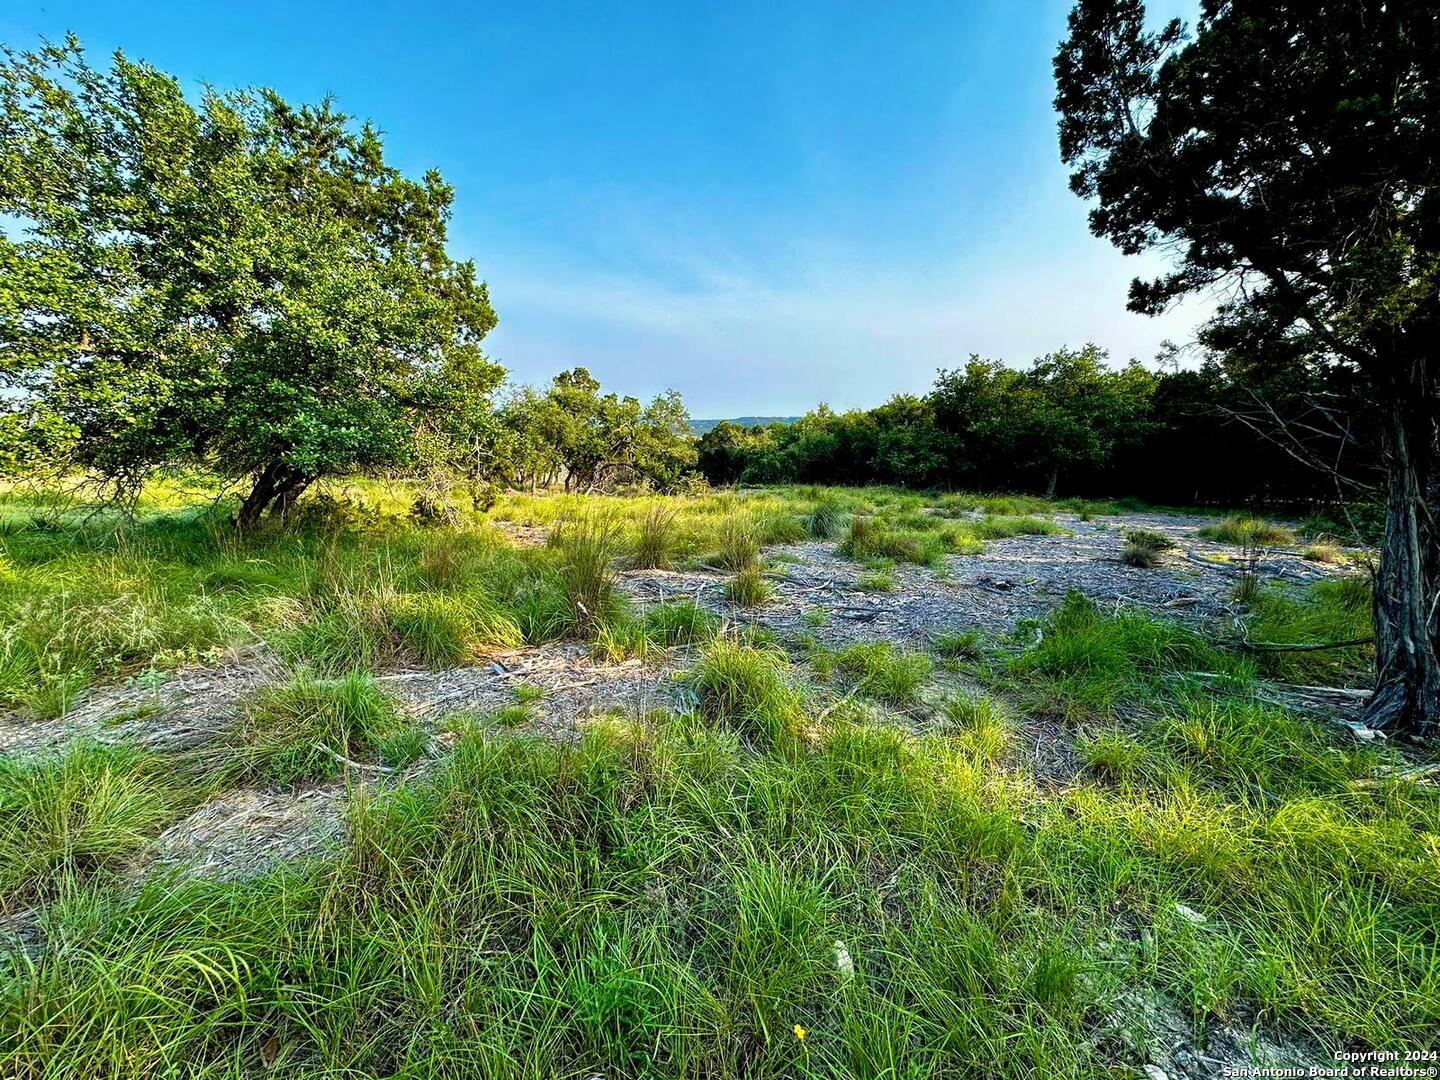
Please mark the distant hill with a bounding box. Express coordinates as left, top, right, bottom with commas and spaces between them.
690, 416, 800, 435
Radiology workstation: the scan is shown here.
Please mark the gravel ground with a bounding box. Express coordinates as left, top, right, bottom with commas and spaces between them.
620, 510, 1361, 651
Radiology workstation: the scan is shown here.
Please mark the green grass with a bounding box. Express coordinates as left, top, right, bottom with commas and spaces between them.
1198, 516, 1297, 547
690, 637, 800, 744
1244, 576, 1374, 684
1, 480, 1431, 1076
725, 564, 773, 607
833, 642, 932, 705
551, 517, 624, 636
711, 513, 762, 571
632, 505, 681, 569
644, 599, 720, 646
5, 694, 1434, 1076
0, 742, 185, 909
803, 499, 845, 540
1009, 592, 1251, 721
1122, 528, 1175, 568
227, 669, 414, 783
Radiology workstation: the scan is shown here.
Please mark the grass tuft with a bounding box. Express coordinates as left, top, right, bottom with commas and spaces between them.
1198, 516, 1296, 547
229, 669, 410, 783
834, 641, 932, 705
711, 514, 762, 572
0, 742, 181, 908
725, 564, 773, 607
632, 505, 680, 569
691, 638, 799, 744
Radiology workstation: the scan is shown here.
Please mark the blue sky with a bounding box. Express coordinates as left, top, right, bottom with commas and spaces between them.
2, 0, 1202, 416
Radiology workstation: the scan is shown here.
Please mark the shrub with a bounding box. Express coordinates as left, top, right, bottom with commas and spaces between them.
229, 670, 407, 783
1198, 516, 1296, 547
835, 642, 932, 705
725, 565, 772, 607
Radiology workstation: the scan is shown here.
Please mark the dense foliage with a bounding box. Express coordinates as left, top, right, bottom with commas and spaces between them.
0, 39, 504, 526
699, 344, 1377, 507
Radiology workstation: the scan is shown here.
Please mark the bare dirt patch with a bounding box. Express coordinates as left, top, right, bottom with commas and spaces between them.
136, 782, 351, 882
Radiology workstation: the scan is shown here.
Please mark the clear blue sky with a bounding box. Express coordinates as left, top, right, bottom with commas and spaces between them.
1, 0, 1202, 416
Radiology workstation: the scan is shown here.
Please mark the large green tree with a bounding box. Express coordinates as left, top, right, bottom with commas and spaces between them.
0, 38, 500, 526
1055, 1, 1439, 736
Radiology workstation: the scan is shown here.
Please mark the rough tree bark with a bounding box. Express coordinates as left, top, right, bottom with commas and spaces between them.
1362, 371, 1440, 738
236, 461, 312, 530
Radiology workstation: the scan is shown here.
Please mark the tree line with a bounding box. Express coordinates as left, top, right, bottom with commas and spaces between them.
698, 343, 1378, 510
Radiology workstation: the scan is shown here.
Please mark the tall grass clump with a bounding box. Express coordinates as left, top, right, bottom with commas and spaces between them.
1122, 528, 1175, 568
725, 565, 772, 607
1244, 576, 1374, 684
552, 517, 622, 635
632, 505, 680, 569
804, 499, 845, 540
840, 516, 945, 567
0, 742, 181, 907
691, 638, 799, 744
1198, 516, 1296, 547
228, 670, 414, 782
1011, 593, 1245, 719
711, 514, 761, 572
643, 599, 720, 647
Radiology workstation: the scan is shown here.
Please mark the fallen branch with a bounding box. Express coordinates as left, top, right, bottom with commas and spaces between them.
1237, 636, 1373, 653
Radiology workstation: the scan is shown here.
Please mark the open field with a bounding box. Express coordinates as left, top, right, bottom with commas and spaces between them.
0, 481, 1434, 1079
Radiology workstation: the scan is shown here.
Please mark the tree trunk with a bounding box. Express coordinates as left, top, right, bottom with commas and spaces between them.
236, 462, 309, 530
1045, 467, 1060, 500
1362, 396, 1440, 738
